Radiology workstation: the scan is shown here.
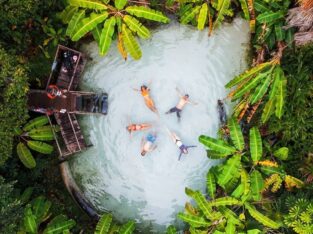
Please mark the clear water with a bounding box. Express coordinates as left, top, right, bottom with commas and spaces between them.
69, 18, 250, 232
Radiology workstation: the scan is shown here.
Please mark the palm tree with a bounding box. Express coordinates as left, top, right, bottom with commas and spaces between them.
286, 0, 313, 46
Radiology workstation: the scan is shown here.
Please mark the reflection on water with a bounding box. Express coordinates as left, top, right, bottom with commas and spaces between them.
69, 18, 250, 232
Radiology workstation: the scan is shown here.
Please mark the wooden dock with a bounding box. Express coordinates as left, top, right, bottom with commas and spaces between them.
27, 45, 108, 160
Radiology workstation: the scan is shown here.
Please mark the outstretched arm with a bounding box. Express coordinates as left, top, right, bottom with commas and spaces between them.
140, 137, 145, 150
187, 145, 197, 149
176, 87, 183, 98
133, 88, 140, 92
149, 145, 158, 152
187, 100, 198, 105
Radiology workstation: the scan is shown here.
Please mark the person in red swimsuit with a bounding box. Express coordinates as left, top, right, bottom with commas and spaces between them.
126, 123, 152, 136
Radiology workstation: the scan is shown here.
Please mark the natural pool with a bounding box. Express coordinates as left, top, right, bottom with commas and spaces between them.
69, 18, 250, 232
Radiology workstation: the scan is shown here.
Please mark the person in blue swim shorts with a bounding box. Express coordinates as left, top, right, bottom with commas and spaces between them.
140, 132, 157, 156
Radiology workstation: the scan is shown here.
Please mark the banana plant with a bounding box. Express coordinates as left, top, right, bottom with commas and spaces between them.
171, 0, 234, 35
254, 0, 294, 49
174, 119, 304, 232
14, 116, 58, 169
226, 55, 287, 123
60, 0, 169, 60
94, 213, 135, 234
20, 196, 76, 234
199, 118, 303, 194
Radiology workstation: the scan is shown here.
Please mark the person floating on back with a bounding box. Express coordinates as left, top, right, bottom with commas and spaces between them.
127, 123, 152, 136
134, 85, 159, 115
140, 132, 157, 156
165, 88, 197, 121
168, 130, 196, 160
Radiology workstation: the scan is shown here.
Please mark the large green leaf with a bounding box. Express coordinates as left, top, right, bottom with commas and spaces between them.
231, 184, 244, 198
207, 150, 230, 159
72, 12, 109, 41
27, 141, 53, 154
256, 11, 285, 23
275, 22, 285, 41
181, 5, 201, 24
217, 154, 242, 187
66, 10, 86, 37
122, 24, 142, 60
119, 220, 135, 234
250, 73, 272, 104
241, 169, 250, 196
268, 66, 281, 100
166, 225, 177, 234
232, 72, 268, 100
185, 188, 219, 220
95, 214, 112, 234
207, 170, 216, 199
199, 135, 237, 155
250, 170, 264, 201
92, 25, 102, 44
28, 131, 54, 141
28, 125, 53, 135
197, 3, 208, 30
228, 117, 244, 151
261, 99, 275, 123
68, 0, 107, 10
273, 147, 288, 160
99, 17, 116, 56
43, 220, 76, 234
275, 74, 287, 119
254, 0, 270, 12
239, 0, 250, 20
115, 0, 127, 10
24, 205, 37, 234
31, 196, 52, 223
23, 116, 49, 132
225, 62, 272, 88
60, 6, 78, 24
177, 213, 211, 228
125, 6, 169, 23
245, 203, 280, 229
207, 197, 241, 207
212, 0, 233, 29
17, 142, 36, 169
249, 127, 262, 163
20, 187, 34, 204
123, 15, 151, 39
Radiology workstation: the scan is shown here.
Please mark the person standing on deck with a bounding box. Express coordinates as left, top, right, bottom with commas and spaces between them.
165, 88, 197, 121
140, 132, 157, 156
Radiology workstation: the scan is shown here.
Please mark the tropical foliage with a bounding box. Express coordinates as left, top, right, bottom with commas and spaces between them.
253, 0, 293, 50
20, 195, 76, 234
95, 214, 135, 234
60, 0, 169, 60
0, 47, 29, 166
14, 116, 57, 169
226, 49, 287, 123
284, 196, 313, 234
173, 118, 304, 232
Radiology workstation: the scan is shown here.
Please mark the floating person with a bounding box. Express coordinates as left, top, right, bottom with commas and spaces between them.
140, 132, 157, 156
127, 123, 152, 136
167, 130, 197, 160
165, 87, 197, 121
217, 99, 227, 125
134, 85, 159, 115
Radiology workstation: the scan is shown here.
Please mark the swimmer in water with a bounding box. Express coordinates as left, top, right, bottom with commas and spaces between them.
165, 88, 197, 121
140, 132, 157, 156
126, 123, 152, 136
134, 85, 159, 115
168, 130, 196, 160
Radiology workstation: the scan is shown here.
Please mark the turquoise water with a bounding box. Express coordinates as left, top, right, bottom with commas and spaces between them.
69, 18, 250, 232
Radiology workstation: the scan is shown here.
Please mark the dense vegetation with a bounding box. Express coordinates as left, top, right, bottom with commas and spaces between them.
0, 0, 312, 233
